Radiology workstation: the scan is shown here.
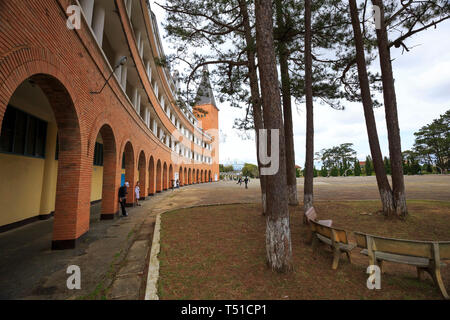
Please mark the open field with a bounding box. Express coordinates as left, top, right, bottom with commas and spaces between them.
199, 175, 450, 203
159, 201, 450, 300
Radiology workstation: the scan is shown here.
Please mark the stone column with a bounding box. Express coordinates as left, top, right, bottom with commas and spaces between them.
154, 82, 158, 97
92, 4, 105, 47
136, 92, 141, 115
126, 0, 133, 18
114, 54, 123, 82
135, 30, 141, 53
121, 65, 128, 90
132, 87, 138, 110
146, 60, 151, 79
79, 0, 95, 26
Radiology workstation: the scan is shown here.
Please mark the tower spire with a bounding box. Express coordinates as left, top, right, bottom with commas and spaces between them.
195, 65, 217, 108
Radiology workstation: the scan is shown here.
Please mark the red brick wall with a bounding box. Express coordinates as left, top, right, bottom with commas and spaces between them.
0, 0, 219, 246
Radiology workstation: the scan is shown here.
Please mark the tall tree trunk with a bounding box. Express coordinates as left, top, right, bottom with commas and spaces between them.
255, 0, 293, 272
275, 0, 298, 206
371, 0, 408, 218
304, 0, 314, 218
349, 0, 395, 216
239, 0, 267, 215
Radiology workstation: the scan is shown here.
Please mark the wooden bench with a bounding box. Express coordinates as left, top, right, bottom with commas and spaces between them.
355, 232, 450, 300
310, 220, 356, 270
305, 207, 333, 227
304, 207, 333, 244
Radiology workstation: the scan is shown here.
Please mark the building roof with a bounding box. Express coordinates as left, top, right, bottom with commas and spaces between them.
195, 65, 218, 109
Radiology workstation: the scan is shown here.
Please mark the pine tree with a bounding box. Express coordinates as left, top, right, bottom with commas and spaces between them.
365, 156, 373, 176
255, 0, 292, 272
331, 167, 339, 177
354, 160, 361, 176
349, 0, 395, 215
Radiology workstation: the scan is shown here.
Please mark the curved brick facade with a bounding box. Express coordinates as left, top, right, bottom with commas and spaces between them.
0, 0, 219, 249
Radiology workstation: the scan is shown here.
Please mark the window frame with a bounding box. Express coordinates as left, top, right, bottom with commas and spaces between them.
0, 105, 48, 159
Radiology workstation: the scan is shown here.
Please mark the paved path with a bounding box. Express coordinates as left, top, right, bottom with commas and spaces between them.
0, 187, 178, 300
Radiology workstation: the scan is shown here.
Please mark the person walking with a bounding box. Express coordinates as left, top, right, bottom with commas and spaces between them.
134, 182, 141, 207
244, 176, 250, 189
118, 182, 129, 217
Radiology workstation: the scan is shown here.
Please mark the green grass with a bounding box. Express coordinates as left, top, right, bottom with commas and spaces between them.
77, 249, 123, 300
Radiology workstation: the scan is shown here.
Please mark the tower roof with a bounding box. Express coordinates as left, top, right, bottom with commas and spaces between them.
195, 65, 218, 109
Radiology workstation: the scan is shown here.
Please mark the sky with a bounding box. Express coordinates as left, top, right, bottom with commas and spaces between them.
150, 1, 450, 168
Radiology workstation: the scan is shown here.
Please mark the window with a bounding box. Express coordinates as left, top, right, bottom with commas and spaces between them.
0, 105, 47, 158
93, 142, 104, 166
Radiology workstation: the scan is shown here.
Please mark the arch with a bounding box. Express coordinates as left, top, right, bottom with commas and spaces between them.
179, 166, 183, 187
201, 170, 204, 183
122, 141, 135, 204
0, 51, 82, 131
91, 124, 119, 220
163, 162, 168, 190
196, 169, 199, 184
0, 72, 86, 249
169, 164, 174, 189
184, 167, 187, 185
209, 170, 212, 182
188, 168, 192, 184
138, 150, 147, 201
156, 160, 162, 192
148, 156, 155, 195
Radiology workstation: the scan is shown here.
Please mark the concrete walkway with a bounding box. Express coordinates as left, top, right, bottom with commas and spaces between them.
0, 182, 244, 300
0, 186, 181, 300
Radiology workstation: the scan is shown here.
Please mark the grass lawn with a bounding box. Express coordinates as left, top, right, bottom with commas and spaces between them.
158, 200, 450, 300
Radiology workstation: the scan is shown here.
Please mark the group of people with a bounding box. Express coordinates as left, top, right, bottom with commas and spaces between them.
236, 176, 250, 189
171, 179, 180, 189
118, 181, 142, 217
119, 177, 188, 216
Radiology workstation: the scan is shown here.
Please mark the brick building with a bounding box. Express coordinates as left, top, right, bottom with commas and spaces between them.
0, 0, 220, 249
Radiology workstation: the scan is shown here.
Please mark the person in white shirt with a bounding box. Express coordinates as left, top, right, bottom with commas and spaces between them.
134, 181, 141, 207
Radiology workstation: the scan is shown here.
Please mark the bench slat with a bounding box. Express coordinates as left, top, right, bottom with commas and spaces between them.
317, 234, 356, 252
372, 238, 433, 259
439, 242, 450, 260
360, 249, 446, 267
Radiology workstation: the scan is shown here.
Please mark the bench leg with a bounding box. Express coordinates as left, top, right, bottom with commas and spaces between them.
377, 260, 384, 274
332, 248, 341, 270
305, 229, 313, 245
311, 234, 319, 252
431, 267, 449, 300
345, 251, 352, 264
417, 267, 426, 281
